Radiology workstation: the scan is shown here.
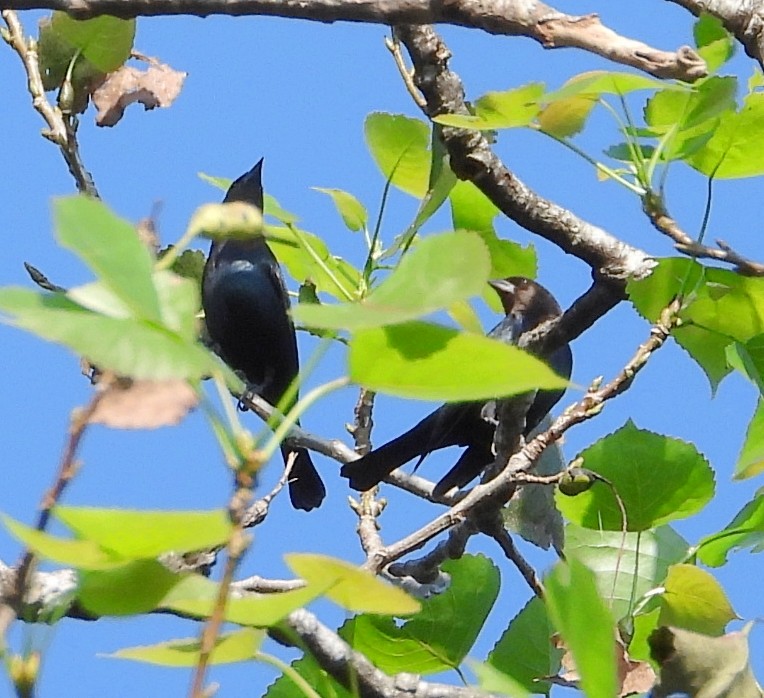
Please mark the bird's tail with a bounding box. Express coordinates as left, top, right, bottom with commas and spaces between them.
340, 429, 429, 491
282, 445, 326, 511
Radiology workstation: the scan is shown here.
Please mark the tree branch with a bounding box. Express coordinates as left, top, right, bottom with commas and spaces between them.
395, 23, 655, 288
667, 0, 764, 71
2, 10, 99, 195
1, 0, 705, 81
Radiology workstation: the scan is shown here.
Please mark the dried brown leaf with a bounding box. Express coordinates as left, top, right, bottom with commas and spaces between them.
90, 378, 198, 429
552, 633, 657, 696
92, 59, 186, 127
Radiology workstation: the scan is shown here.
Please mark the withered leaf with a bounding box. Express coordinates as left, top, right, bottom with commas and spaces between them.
90, 378, 198, 429
92, 59, 186, 127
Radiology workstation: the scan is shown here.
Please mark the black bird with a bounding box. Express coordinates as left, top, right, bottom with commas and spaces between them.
340, 277, 572, 496
202, 159, 326, 510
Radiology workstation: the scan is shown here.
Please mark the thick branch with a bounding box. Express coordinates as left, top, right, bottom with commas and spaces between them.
1, 0, 705, 81
667, 0, 764, 71
396, 23, 655, 288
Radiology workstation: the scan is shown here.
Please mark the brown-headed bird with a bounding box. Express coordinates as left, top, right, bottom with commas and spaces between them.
202, 159, 325, 510
340, 277, 572, 496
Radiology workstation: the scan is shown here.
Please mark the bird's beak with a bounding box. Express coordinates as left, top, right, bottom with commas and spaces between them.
488, 278, 516, 295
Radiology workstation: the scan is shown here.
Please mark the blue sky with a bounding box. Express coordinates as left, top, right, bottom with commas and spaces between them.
1, 3, 761, 695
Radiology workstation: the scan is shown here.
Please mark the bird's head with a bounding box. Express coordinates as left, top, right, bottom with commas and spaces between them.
223, 157, 265, 210
488, 277, 564, 333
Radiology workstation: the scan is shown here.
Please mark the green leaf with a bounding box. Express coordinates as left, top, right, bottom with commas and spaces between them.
727, 336, 764, 396
2, 514, 124, 570
50, 13, 134, 72
153, 271, 200, 341
55, 507, 232, 559
735, 401, 764, 479
266, 225, 360, 300
449, 180, 500, 235
393, 127, 458, 250
349, 321, 569, 401
627, 258, 764, 389
659, 564, 737, 636
265, 654, 351, 698
53, 196, 161, 322
687, 92, 764, 178
293, 232, 491, 330
555, 421, 715, 531
487, 596, 560, 695
564, 524, 689, 621
37, 15, 104, 94
538, 95, 597, 138
644, 77, 737, 161
697, 495, 764, 567
545, 559, 617, 698
0, 287, 214, 380
545, 70, 681, 102
694, 13, 735, 73
433, 83, 544, 130
341, 555, 499, 675
469, 661, 531, 698
160, 574, 328, 626
629, 607, 662, 661
365, 113, 430, 197
110, 628, 264, 666
314, 188, 367, 232
78, 560, 182, 616
285, 553, 419, 615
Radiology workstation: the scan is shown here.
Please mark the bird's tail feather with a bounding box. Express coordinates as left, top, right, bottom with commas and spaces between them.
282, 446, 326, 511
340, 429, 430, 491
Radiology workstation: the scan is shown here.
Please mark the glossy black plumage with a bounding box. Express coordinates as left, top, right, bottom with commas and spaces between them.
202, 160, 325, 510
340, 277, 572, 496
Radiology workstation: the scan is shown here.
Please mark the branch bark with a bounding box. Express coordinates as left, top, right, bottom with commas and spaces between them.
0, 0, 706, 81
667, 0, 764, 70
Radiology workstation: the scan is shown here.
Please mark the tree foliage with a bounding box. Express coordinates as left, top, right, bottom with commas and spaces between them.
1, 5, 762, 698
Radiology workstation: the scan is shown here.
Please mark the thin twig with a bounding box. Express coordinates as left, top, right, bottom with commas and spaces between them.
188, 451, 283, 697
2, 11, 98, 196
643, 192, 764, 276
0, 385, 108, 647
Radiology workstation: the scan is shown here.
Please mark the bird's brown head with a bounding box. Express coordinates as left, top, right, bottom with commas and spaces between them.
488, 277, 564, 333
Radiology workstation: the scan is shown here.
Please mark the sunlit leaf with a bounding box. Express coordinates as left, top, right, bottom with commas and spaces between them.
538, 95, 597, 138
697, 495, 764, 567
54, 196, 161, 322
565, 524, 689, 621
659, 564, 737, 636
545, 70, 681, 102
2, 515, 123, 570
488, 596, 560, 695
55, 507, 232, 559
545, 559, 617, 698
160, 574, 329, 626
341, 555, 499, 674
50, 13, 134, 72
433, 83, 544, 130
687, 92, 764, 178
556, 421, 715, 531
285, 553, 419, 615
365, 112, 430, 197
694, 13, 735, 73
349, 320, 569, 401
78, 560, 182, 615
314, 188, 367, 232
293, 232, 490, 329
110, 628, 264, 666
